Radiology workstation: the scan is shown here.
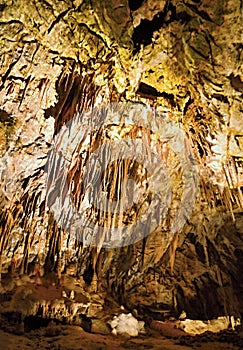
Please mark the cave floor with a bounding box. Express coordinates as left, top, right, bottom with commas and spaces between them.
0, 275, 242, 349
0, 324, 242, 350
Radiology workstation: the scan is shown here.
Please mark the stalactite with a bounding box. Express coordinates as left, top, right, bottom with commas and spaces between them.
169, 232, 178, 274
0, 210, 13, 281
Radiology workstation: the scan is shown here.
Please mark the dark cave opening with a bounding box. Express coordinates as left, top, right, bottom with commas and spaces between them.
132, 3, 176, 50
24, 315, 53, 332
128, 0, 144, 11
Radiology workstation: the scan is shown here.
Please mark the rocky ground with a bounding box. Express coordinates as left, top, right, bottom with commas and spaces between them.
0, 273, 243, 349
0, 319, 243, 350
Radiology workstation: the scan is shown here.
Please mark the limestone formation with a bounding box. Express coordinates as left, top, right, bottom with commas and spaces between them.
0, 0, 242, 335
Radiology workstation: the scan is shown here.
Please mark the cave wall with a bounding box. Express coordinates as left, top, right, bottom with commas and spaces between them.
0, 0, 243, 320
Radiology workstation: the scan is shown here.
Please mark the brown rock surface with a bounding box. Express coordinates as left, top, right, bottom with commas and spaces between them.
0, 324, 243, 350
0, 0, 242, 340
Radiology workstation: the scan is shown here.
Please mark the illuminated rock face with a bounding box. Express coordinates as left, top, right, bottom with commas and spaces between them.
0, 0, 243, 322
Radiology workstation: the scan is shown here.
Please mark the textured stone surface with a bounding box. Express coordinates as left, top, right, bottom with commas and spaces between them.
0, 325, 242, 350
0, 0, 243, 327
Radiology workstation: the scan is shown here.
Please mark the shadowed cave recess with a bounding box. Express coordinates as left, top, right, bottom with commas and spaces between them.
0, 0, 243, 348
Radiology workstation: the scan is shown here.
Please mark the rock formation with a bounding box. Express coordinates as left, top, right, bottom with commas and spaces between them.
0, 0, 242, 332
